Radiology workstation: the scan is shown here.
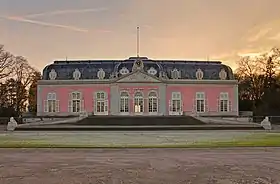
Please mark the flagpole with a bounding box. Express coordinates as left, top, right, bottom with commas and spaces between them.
137, 26, 140, 57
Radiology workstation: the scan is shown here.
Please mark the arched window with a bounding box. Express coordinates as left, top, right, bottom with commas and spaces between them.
148, 91, 158, 113
68, 92, 83, 113
120, 91, 129, 113
170, 92, 182, 115
134, 91, 144, 113
95, 91, 108, 115
44, 92, 59, 113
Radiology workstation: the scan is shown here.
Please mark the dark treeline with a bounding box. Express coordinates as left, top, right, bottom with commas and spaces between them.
0, 44, 280, 118
236, 47, 280, 120
0, 45, 41, 117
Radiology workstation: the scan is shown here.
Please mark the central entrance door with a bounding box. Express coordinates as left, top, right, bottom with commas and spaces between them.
134, 91, 144, 115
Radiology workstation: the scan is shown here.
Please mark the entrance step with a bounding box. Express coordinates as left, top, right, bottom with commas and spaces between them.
15, 124, 264, 131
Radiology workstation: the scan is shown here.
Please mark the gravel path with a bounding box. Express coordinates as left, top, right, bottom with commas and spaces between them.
0, 148, 280, 183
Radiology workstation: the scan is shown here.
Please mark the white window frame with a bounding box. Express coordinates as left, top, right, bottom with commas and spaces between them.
120, 91, 129, 115
219, 92, 229, 112
94, 91, 108, 115
44, 92, 59, 113
148, 91, 158, 115
196, 92, 205, 113
68, 91, 84, 113
169, 92, 182, 115
134, 91, 144, 115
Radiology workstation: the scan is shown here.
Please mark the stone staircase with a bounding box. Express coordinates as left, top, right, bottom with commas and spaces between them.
15, 115, 264, 131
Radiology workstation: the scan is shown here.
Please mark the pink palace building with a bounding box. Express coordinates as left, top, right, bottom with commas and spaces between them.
37, 56, 238, 116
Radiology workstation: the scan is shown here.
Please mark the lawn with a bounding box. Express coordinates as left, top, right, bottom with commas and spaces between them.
0, 131, 279, 148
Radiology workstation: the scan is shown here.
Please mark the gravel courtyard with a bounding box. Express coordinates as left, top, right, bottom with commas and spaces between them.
0, 148, 280, 183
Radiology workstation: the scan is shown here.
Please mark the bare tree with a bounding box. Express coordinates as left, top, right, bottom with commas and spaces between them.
10, 56, 37, 115
28, 71, 42, 113
236, 56, 266, 105
13, 56, 36, 88
236, 47, 280, 113
0, 45, 14, 80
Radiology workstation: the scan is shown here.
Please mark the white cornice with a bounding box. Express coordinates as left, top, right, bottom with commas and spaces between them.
38, 79, 238, 85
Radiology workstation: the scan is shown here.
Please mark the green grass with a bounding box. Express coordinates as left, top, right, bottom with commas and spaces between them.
0, 133, 279, 148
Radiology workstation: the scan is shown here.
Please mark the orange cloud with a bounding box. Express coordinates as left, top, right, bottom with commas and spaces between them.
3, 16, 89, 32
24, 7, 108, 18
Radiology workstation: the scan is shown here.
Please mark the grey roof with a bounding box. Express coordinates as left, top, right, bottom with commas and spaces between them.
42, 57, 234, 80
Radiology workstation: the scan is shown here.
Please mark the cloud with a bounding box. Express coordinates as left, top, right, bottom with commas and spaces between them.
3, 16, 88, 32
23, 7, 108, 18
247, 27, 272, 42
269, 32, 280, 40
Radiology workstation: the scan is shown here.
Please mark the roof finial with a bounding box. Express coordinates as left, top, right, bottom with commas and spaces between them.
137, 26, 140, 58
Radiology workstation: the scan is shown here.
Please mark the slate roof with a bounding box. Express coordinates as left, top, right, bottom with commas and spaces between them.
42, 57, 234, 80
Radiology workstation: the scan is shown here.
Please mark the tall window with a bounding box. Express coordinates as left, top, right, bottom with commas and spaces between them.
148, 91, 158, 113
44, 92, 59, 113
219, 92, 229, 112
120, 91, 129, 113
196, 92, 205, 113
170, 92, 182, 112
68, 92, 82, 113
134, 91, 144, 113
95, 91, 108, 114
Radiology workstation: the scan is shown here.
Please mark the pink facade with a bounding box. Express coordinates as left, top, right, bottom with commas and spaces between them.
38, 57, 238, 116
38, 79, 238, 116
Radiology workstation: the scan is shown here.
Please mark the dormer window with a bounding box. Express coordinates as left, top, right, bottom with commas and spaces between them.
219, 69, 227, 80
196, 69, 204, 80
119, 67, 130, 75
97, 68, 106, 79
171, 68, 181, 79
73, 69, 81, 80
148, 67, 157, 75
49, 69, 57, 80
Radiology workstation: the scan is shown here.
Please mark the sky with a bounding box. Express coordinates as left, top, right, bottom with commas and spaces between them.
1, 0, 280, 71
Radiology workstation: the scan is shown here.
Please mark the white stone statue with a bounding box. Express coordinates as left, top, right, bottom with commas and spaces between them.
7, 117, 18, 131
261, 116, 272, 130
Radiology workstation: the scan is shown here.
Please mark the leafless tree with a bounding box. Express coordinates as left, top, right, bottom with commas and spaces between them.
236, 47, 280, 112
0, 45, 14, 80
8, 56, 37, 114
13, 56, 37, 88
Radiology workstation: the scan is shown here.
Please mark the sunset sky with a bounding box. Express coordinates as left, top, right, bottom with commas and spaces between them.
1, 0, 280, 71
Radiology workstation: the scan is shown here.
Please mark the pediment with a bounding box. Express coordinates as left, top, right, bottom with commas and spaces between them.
116, 71, 162, 83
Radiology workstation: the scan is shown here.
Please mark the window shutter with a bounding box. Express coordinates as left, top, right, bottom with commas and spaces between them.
55, 100, 60, 112
229, 100, 232, 112
44, 100, 48, 112
157, 97, 159, 113
217, 97, 220, 112
193, 98, 197, 113
105, 100, 108, 112
81, 100, 85, 112
92, 94, 95, 113
79, 91, 83, 113
145, 98, 148, 113
168, 100, 171, 112
68, 93, 72, 113
205, 99, 208, 112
